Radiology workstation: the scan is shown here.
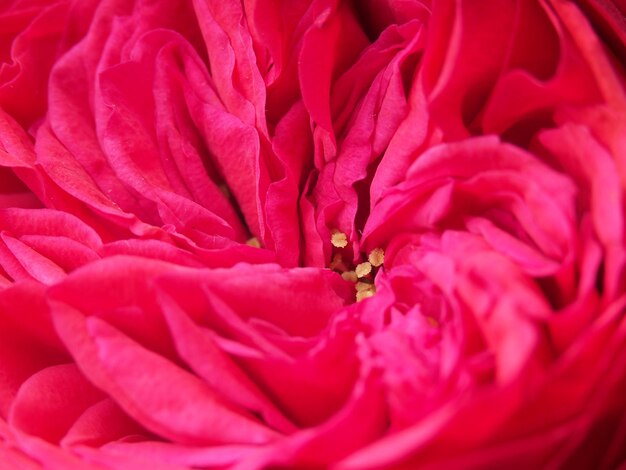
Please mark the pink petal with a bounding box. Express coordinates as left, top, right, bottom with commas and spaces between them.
52, 305, 279, 446
8, 364, 104, 444
61, 398, 146, 448
158, 289, 295, 433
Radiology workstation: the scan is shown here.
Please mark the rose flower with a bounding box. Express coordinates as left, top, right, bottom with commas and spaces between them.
0, 0, 625, 469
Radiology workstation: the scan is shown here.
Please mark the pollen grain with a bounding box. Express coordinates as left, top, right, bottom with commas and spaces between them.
356, 285, 376, 302
368, 248, 385, 267
355, 261, 372, 278
331, 230, 348, 248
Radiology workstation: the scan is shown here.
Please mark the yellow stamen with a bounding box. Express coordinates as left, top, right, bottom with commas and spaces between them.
355, 281, 373, 292
356, 286, 376, 302
331, 230, 348, 248
246, 237, 261, 248
368, 248, 385, 267
341, 271, 358, 282
355, 261, 372, 278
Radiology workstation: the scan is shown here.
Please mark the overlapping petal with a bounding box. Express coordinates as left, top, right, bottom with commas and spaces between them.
0, 0, 624, 468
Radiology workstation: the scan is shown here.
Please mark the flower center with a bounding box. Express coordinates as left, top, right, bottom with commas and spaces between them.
330, 230, 384, 302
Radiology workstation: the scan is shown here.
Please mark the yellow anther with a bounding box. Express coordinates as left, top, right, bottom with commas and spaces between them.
356, 286, 376, 302
246, 237, 261, 248
368, 247, 385, 267
331, 230, 348, 248
355, 281, 376, 302
355, 281, 373, 292
341, 271, 358, 282
355, 261, 372, 278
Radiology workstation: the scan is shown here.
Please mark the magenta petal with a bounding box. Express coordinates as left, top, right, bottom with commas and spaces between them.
19, 235, 100, 272
0, 1, 72, 127
0, 0, 624, 468
254, 368, 387, 469
158, 289, 296, 433
190, 0, 268, 130
100, 239, 205, 268
266, 101, 312, 266
0, 442, 41, 470
52, 304, 278, 446
201, 265, 351, 338
95, 441, 258, 468
0, 233, 66, 284
299, 2, 369, 136
8, 364, 104, 444
61, 398, 145, 448
0, 282, 68, 416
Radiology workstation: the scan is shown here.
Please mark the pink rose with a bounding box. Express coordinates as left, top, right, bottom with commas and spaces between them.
1, 0, 625, 469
